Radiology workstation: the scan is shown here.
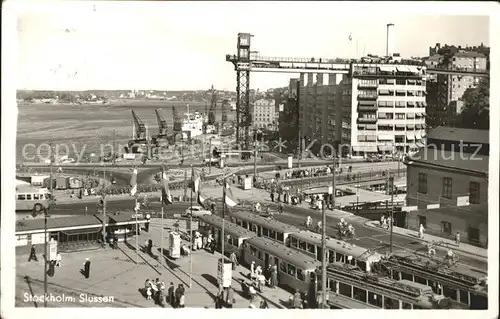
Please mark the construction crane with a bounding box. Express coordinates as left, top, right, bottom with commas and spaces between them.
208, 85, 217, 125
155, 109, 168, 136
131, 110, 147, 141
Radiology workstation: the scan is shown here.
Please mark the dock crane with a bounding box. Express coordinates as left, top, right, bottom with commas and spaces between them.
221, 99, 229, 124
172, 106, 182, 135
155, 108, 168, 137
131, 110, 147, 141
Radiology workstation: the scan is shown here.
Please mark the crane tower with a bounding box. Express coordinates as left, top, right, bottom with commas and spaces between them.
208, 85, 217, 125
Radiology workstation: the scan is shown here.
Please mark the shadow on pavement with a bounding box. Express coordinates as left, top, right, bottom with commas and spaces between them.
124, 241, 137, 251
24, 276, 38, 308
117, 245, 136, 264
201, 274, 218, 288
278, 299, 290, 309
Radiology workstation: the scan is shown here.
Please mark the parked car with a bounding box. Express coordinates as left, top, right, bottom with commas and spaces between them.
182, 205, 212, 217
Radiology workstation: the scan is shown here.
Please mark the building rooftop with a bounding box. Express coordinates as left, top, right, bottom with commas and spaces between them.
453, 51, 487, 59
16, 215, 102, 233
426, 126, 489, 145
408, 148, 489, 174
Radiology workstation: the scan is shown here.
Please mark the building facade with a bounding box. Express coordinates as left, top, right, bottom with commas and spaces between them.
252, 99, 278, 130
404, 127, 489, 246
298, 61, 427, 156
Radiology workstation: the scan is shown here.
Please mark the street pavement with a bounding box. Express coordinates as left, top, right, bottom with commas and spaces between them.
14, 219, 293, 308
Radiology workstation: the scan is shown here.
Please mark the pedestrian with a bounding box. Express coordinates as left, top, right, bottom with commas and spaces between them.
174, 284, 182, 308
250, 261, 256, 279
270, 192, 274, 202
269, 265, 278, 288
210, 240, 216, 254
257, 273, 266, 292
215, 292, 223, 309
302, 291, 309, 309
178, 293, 185, 308
148, 239, 153, 254
260, 300, 269, 309
146, 287, 152, 300
292, 289, 302, 309
55, 253, 62, 267
419, 224, 425, 239
229, 252, 238, 270
226, 287, 235, 308
455, 232, 460, 246
28, 244, 38, 262
84, 258, 91, 279
167, 282, 175, 306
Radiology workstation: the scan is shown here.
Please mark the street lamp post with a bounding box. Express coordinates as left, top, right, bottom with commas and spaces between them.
389, 175, 395, 254
43, 143, 55, 308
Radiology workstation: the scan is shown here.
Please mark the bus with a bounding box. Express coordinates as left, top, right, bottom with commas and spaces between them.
16, 186, 51, 213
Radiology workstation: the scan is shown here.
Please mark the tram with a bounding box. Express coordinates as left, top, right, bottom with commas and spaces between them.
229, 211, 300, 245
317, 263, 469, 309
286, 230, 382, 272
197, 215, 255, 258
242, 236, 320, 293
377, 253, 488, 309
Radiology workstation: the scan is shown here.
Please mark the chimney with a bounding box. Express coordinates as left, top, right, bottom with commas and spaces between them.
386, 23, 395, 57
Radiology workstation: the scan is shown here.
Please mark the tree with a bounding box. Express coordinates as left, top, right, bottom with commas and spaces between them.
456, 77, 490, 129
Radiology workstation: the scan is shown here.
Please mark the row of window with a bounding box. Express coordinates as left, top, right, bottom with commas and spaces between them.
17, 193, 49, 200
377, 101, 426, 108
328, 280, 414, 309
377, 90, 425, 97
378, 79, 425, 86
417, 173, 481, 203
234, 219, 286, 243
248, 245, 305, 281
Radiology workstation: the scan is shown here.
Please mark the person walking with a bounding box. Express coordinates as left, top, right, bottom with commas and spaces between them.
167, 282, 175, 306
229, 252, 238, 270
83, 258, 91, 279
55, 253, 62, 267
28, 245, 38, 262
226, 287, 235, 308
269, 265, 278, 288
455, 232, 461, 246
419, 224, 425, 239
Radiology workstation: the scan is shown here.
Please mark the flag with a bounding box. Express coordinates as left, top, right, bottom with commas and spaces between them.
198, 192, 206, 208
130, 168, 138, 196
192, 167, 200, 193
161, 169, 172, 205
224, 182, 238, 207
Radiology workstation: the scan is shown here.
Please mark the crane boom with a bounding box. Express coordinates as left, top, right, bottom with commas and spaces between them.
221, 99, 229, 123
131, 110, 147, 140
155, 109, 168, 136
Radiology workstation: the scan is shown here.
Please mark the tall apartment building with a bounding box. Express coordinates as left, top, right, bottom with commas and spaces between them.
298, 62, 427, 156
252, 99, 277, 130
425, 50, 487, 124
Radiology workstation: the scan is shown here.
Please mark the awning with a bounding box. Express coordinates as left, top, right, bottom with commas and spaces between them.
386, 79, 396, 84
415, 124, 422, 129
366, 124, 377, 130
396, 90, 406, 94
406, 135, 415, 140
397, 66, 410, 72
357, 124, 366, 129
359, 100, 376, 106
378, 113, 387, 119
352, 145, 378, 153
416, 141, 425, 147
378, 145, 394, 152
379, 66, 396, 72
378, 89, 390, 95
396, 101, 406, 107
415, 133, 422, 139
407, 79, 416, 84
407, 114, 415, 119
378, 135, 393, 141
395, 124, 406, 129
365, 135, 377, 142
407, 101, 415, 107
407, 124, 415, 129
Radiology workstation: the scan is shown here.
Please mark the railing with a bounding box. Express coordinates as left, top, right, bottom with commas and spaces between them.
427, 65, 489, 74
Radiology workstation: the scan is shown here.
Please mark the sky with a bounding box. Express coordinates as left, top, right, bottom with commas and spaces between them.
14, 2, 490, 91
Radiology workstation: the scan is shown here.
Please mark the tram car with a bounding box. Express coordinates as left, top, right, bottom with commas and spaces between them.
377, 252, 488, 309
242, 236, 320, 293
229, 211, 300, 245
197, 215, 255, 258
317, 263, 469, 310
286, 230, 382, 272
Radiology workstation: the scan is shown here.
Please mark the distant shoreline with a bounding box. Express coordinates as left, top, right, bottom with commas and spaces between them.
18, 99, 213, 109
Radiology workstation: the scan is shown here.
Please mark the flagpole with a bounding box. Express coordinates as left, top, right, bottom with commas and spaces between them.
189, 165, 194, 288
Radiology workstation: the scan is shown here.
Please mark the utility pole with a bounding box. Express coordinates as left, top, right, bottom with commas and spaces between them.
189, 165, 194, 288
253, 129, 257, 178
209, 137, 212, 175
389, 175, 395, 254
296, 79, 301, 169
222, 178, 226, 259
321, 199, 327, 309
112, 129, 116, 165
44, 142, 54, 308
101, 164, 107, 248
183, 170, 187, 199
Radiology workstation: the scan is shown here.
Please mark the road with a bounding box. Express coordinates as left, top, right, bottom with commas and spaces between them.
39, 200, 486, 272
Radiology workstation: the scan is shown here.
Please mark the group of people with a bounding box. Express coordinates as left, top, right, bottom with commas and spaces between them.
28, 245, 63, 277
145, 280, 186, 308
191, 230, 217, 255
337, 218, 355, 238
304, 216, 323, 232
380, 214, 395, 230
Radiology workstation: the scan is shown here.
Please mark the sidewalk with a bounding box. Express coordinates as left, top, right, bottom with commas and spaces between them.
14, 218, 292, 308
364, 220, 488, 259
